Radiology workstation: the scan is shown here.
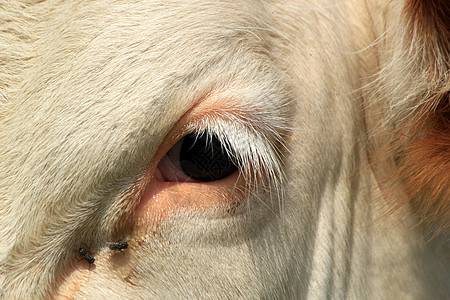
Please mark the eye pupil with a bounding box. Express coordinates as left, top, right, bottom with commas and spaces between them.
180, 133, 237, 182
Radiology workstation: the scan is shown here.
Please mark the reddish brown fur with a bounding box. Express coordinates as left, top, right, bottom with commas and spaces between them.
371, 97, 449, 236
388, 0, 450, 234
397, 95, 450, 233
371, 1, 450, 236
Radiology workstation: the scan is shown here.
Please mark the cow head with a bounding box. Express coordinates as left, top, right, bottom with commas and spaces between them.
0, 0, 448, 298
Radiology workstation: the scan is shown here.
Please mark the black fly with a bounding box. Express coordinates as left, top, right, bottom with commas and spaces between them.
79, 247, 95, 264
106, 241, 128, 251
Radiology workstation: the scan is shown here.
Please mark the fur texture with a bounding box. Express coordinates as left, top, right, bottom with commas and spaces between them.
0, 0, 448, 299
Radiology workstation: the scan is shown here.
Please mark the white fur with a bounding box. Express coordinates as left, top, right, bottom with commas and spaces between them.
0, 0, 448, 299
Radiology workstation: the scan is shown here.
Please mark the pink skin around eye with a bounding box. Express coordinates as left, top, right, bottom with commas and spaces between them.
134, 168, 241, 225
133, 98, 245, 226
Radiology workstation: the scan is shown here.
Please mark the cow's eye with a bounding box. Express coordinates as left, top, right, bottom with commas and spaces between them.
157, 132, 238, 182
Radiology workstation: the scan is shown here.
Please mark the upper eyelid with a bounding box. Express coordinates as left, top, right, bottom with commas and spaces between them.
184, 117, 279, 170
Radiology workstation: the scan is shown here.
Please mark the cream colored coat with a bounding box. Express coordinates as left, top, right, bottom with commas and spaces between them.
0, 0, 448, 299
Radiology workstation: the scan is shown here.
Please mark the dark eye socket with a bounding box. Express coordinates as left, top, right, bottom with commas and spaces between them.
158, 132, 238, 182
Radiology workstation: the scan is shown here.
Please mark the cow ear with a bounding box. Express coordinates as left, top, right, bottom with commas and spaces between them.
397, 0, 449, 234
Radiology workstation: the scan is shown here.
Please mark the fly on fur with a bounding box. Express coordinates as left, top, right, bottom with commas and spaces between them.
106, 241, 128, 251
79, 247, 95, 264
